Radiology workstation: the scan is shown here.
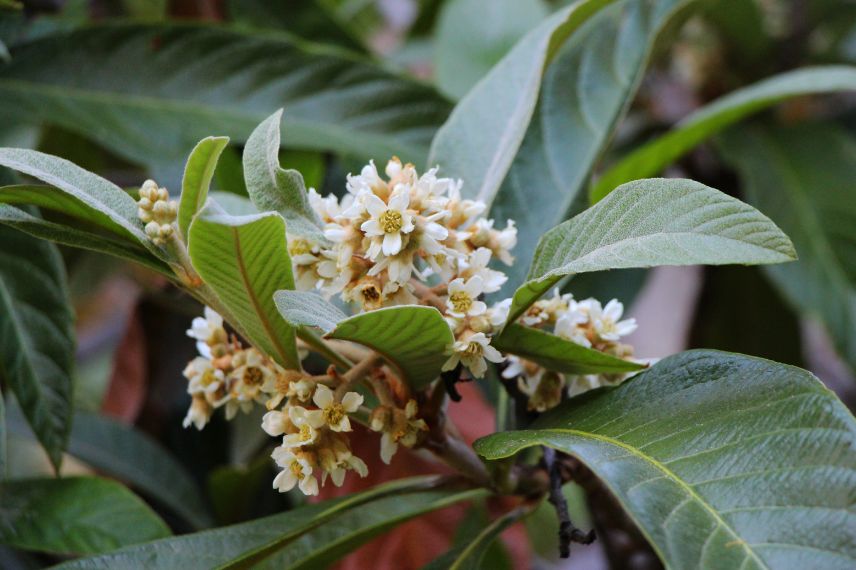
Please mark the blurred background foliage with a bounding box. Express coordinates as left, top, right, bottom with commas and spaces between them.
1, 0, 856, 568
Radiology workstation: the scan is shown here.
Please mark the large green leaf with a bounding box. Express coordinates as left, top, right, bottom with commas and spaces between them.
433, 0, 549, 100
275, 291, 454, 389
718, 123, 856, 373
0, 149, 151, 248
254, 487, 487, 569
0, 477, 170, 555
0, 223, 74, 470
55, 476, 481, 569
493, 324, 645, 374
178, 136, 230, 240
427, 0, 616, 203
188, 203, 300, 369
489, 0, 693, 292
242, 110, 325, 242
66, 411, 213, 529
476, 350, 856, 569
591, 66, 856, 202
0, 24, 452, 168
506, 178, 796, 325
226, 0, 364, 52
0, 203, 172, 275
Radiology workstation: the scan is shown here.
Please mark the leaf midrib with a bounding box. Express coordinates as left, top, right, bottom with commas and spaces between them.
230, 226, 290, 366
534, 230, 791, 281
544, 427, 770, 570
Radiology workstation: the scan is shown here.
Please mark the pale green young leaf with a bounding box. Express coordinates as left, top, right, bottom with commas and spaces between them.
506, 178, 796, 325
490, 0, 694, 292
0, 24, 452, 168
55, 476, 478, 569
0, 203, 172, 275
273, 290, 347, 333
188, 203, 300, 369
0, 477, 171, 555
718, 124, 856, 374
0, 224, 74, 471
476, 350, 856, 569
0, 148, 151, 249
274, 291, 453, 389
427, 0, 616, 203
434, 0, 549, 100
243, 110, 325, 242
493, 324, 644, 375
591, 66, 856, 202
179, 136, 230, 239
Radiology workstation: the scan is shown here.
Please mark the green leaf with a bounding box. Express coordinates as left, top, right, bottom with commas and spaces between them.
179, 136, 230, 240
0, 24, 452, 168
0, 477, 171, 555
226, 0, 365, 52
254, 487, 487, 569
591, 66, 856, 202
0, 223, 74, 470
243, 110, 325, 242
476, 350, 856, 569
54, 476, 480, 569
427, 0, 616, 203
434, 0, 549, 99
717, 123, 856, 373
489, 0, 694, 292
0, 148, 151, 248
506, 178, 796, 325
188, 203, 300, 369
275, 291, 453, 389
67, 411, 213, 529
423, 506, 526, 570
273, 290, 347, 333
493, 323, 644, 374
0, 203, 172, 275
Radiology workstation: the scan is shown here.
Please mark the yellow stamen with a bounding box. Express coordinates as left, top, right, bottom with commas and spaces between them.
450, 292, 473, 314
379, 210, 403, 233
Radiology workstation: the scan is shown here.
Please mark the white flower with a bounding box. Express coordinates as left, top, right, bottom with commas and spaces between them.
261, 409, 289, 437
588, 299, 637, 341
361, 191, 415, 257
460, 247, 507, 293
554, 305, 591, 347
375, 400, 427, 464
186, 307, 226, 358
272, 448, 318, 496
494, 220, 517, 265
443, 332, 504, 378
183, 357, 225, 395
282, 406, 324, 448
446, 276, 487, 318
307, 384, 363, 432
328, 452, 369, 487
182, 394, 212, 430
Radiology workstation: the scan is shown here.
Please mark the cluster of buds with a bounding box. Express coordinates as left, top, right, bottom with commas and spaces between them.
292, 157, 516, 378
182, 308, 280, 429
137, 179, 177, 246
182, 307, 378, 495
503, 292, 639, 411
